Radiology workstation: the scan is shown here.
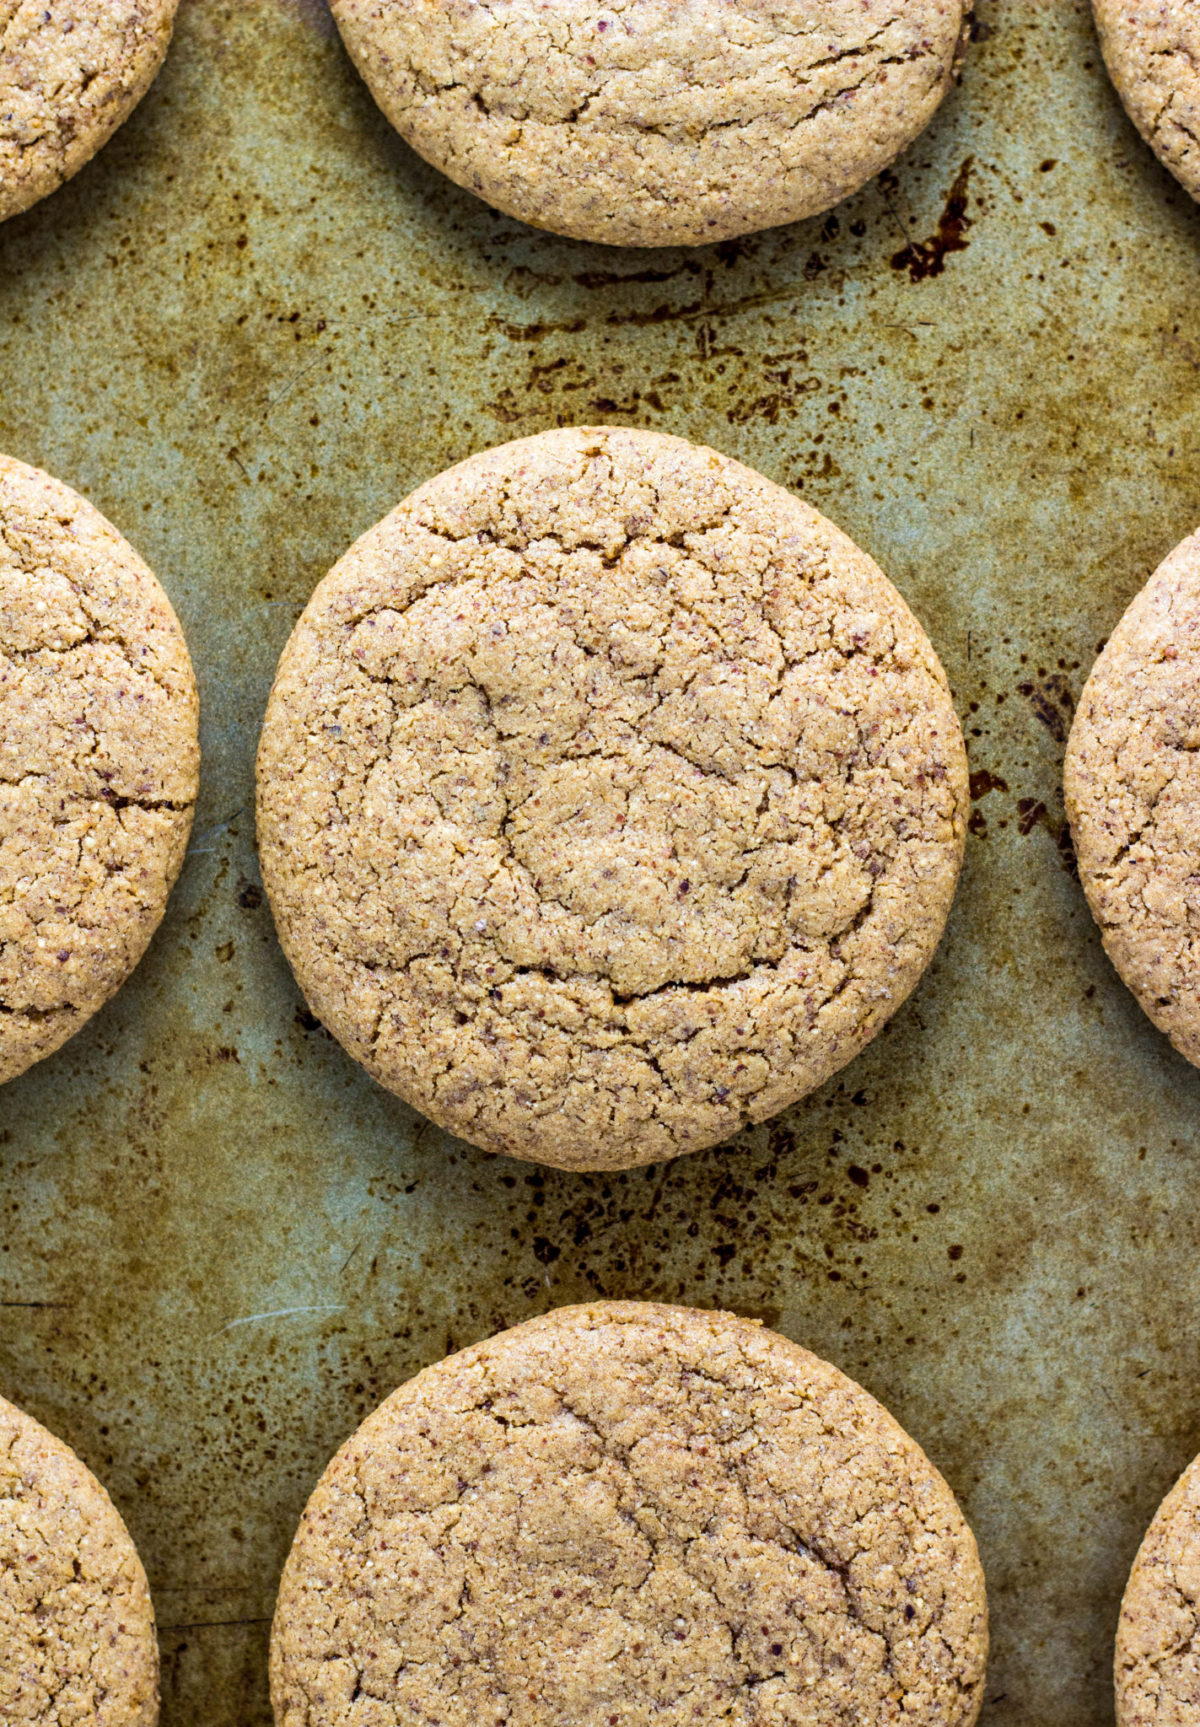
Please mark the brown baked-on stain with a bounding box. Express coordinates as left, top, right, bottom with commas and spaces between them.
1015, 797, 1078, 878
969, 768, 1010, 801
891, 157, 975, 282
572, 261, 704, 291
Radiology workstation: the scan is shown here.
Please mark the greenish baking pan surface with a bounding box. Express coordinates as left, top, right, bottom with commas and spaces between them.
0, 3, 1197, 1721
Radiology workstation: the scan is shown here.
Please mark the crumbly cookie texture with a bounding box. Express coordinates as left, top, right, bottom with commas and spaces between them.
0, 1, 178, 224
1093, 0, 1200, 202
0, 1392, 159, 1725
1116, 1452, 1200, 1725
1065, 530, 1200, 1067
0, 454, 199, 1085
271, 1302, 988, 1727
329, 0, 969, 246
258, 427, 967, 1171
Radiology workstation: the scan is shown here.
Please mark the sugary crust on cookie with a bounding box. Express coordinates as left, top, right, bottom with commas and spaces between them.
1116, 1451, 1200, 1725
270, 1301, 988, 1727
257, 427, 967, 1171
0, 1, 178, 224
329, 0, 969, 246
1092, 0, 1200, 201
1065, 530, 1200, 1067
0, 1392, 159, 1726
0, 453, 199, 1084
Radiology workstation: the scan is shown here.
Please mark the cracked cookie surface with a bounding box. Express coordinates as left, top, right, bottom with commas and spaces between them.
1116, 1450, 1200, 1725
1065, 529, 1200, 1067
257, 427, 967, 1171
329, 0, 969, 246
0, 1392, 159, 1725
270, 1301, 988, 1727
0, 1, 178, 224
1093, 1, 1200, 202
0, 454, 199, 1085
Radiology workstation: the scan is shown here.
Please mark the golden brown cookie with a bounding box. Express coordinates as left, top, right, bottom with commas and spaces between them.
1093, 1, 1200, 202
1116, 1451, 1200, 1724
1065, 529, 1200, 1067
0, 1392, 159, 1725
257, 426, 968, 1171
0, 454, 199, 1085
329, 0, 970, 246
271, 1301, 989, 1727
0, 1, 178, 224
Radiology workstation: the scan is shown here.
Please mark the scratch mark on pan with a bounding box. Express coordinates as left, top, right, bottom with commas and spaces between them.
263, 354, 327, 417
214, 1303, 346, 1335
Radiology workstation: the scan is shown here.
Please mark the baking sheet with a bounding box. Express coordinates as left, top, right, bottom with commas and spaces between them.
0, 2, 1198, 1721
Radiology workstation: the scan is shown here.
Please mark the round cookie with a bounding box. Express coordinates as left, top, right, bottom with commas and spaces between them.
1115, 1451, 1200, 1724
0, 2, 179, 224
1093, 1, 1200, 203
1065, 529, 1200, 1067
257, 426, 968, 1171
329, 0, 971, 247
271, 1301, 989, 1727
0, 454, 199, 1085
0, 1392, 159, 1724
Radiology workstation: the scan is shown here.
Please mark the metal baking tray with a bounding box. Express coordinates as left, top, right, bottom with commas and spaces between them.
0, 2, 1196, 1721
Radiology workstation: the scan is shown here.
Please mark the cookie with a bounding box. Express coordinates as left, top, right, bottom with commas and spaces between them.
0, 1392, 159, 1725
329, 0, 970, 247
0, 454, 199, 1084
0, 2, 178, 224
1115, 1451, 1200, 1724
257, 426, 968, 1171
271, 1301, 989, 1727
1093, 1, 1200, 202
1065, 529, 1200, 1067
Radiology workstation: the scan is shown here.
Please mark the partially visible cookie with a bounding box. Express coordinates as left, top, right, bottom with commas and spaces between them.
0, 2, 179, 224
1093, 1, 1200, 202
0, 1392, 159, 1725
271, 1301, 989, 1727
257, 426, 968, 1171
1116, 1451, 1200, 1725
329, 0, 970, 246
0, 454, 199, 1084
1065, 529, 1200, 1066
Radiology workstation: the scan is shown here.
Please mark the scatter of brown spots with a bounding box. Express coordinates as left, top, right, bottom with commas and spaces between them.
1017, 673, 1075, 745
